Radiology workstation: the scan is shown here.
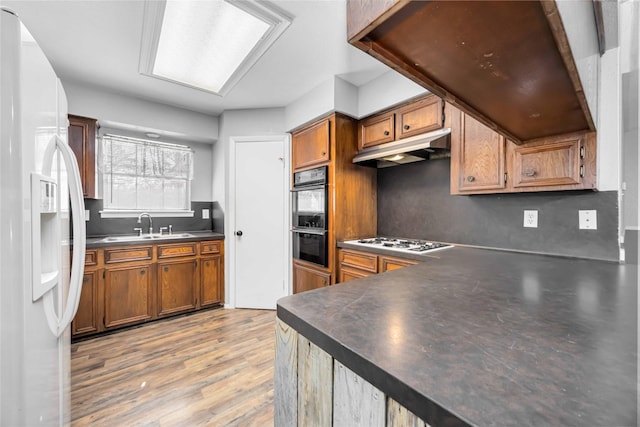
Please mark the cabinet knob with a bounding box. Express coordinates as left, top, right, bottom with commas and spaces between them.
523, 169, 537, 177
466, 175, 475, 182
321, 151, 326, 156
403, 124, 410, 130
140, 270, 146, 275
383, 130, 390, 136
205, 261, 210, 267
164, 266, 169, 272
83, 276, 89, 283
236, 230, 243, 236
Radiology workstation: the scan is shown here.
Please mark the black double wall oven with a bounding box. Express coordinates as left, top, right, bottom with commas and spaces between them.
292, 166, 328, 267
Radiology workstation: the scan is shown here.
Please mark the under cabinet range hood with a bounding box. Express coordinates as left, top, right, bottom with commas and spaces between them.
353, 127, 451, 168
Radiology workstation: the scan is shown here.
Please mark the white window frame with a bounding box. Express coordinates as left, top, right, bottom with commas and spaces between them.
99, 134, 195, 218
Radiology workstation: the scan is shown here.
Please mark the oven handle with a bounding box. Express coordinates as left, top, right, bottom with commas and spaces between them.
291, 183, 327, 192
291, 227, 328, 236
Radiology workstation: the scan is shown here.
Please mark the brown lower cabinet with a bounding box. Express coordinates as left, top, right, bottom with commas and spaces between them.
293, 259, 331, 293
337, 248, 418, 284
104, 264, 154, 328
71, 269, 101, 336
71, 239, 224, 338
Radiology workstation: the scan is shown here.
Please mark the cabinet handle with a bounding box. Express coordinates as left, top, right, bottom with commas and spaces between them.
466, 175, 475, 182
403, 124, 410, 130
194, 260, 197, 269
163, 266, 169, 272
383, 130, 390, 136
523, 169, 537, 177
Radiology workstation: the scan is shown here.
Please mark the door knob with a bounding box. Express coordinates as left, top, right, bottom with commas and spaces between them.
236, 230, 243, 236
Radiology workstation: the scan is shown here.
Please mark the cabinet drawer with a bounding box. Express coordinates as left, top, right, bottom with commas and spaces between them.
339, 249, 377, 273
157, 242, 197, 259
84, 249, 98, 266
359, 112, 395, 149
512, 138, 582, 188
396, 96, 443, 139
200, 241, 222, 254
104, 246, 153, 264
379, 256, 417, 273
338, 266, 374, 283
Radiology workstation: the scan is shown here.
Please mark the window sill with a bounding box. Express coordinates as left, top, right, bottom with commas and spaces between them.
99, 209, 195, 219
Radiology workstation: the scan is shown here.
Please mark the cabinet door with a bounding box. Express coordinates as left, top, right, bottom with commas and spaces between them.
292, 120, 330, 171
104, 265, 153, 329
455, 114, 506, 192
200, 255, 223, 307
71, 270, 101, 336
158, 259, 198, 316
338, 266, 374, 283
379, 256, 417, 273
396, 96, 443, 139
68, 115, 96, 198
293, 261, 331, 293
359, 112, 395, 149
512, 138, 581, 188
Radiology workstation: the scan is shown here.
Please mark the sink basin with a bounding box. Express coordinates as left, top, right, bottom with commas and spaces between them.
100, 232, 194, 243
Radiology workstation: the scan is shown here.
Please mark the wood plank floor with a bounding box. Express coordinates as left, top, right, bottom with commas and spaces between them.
71, 308, 276, 426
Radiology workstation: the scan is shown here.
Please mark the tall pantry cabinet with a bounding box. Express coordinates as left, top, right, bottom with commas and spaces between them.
291, 113, 376, 293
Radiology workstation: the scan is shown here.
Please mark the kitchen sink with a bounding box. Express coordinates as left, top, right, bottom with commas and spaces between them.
100, 232, 194, 243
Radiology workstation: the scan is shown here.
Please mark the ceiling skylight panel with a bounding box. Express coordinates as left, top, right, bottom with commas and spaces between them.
139, 0, 291, 95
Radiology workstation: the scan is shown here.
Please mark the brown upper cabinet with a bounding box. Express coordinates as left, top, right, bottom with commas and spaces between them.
292, 119, 330, 171
358, 94, 443, 150
68, 114, 97, 198
347, 0, 595, 145
449, 104, 596, 194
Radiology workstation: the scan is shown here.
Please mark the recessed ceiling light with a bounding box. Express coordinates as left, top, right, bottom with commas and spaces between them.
139, 0, 291, 96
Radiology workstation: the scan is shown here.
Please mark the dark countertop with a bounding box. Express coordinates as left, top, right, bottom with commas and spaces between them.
277, 246, 638, 427
85, 231, 224, 248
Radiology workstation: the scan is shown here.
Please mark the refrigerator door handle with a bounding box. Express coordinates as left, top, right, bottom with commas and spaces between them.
40, 134, 86, 337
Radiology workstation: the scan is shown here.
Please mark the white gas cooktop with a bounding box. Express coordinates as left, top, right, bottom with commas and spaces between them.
344, 237, 452, 254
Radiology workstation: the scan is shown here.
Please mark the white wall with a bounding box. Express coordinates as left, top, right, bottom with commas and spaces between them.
357, 70, 427, 117
63, 80, 219, 143
284, 78, 336, 131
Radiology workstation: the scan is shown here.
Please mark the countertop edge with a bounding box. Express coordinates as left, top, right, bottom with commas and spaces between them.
276, 304, 474, 427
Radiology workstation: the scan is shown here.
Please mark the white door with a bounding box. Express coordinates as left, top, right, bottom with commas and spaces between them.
233, 137, 289, 309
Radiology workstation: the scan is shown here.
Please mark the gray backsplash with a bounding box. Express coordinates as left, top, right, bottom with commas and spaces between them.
83, 199, 224, 237
377, 158, 620, 261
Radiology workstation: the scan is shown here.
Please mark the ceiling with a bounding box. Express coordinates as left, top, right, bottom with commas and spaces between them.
1, 0, 391, 117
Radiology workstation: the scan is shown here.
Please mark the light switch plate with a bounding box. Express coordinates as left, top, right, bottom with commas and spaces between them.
579, 210, 597, 230
85, 209, 90, 221
523, 210, 538, 228
202, 209, 210, 219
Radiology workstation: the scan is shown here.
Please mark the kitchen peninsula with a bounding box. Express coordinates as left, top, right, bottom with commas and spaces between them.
275, 247, 637, 426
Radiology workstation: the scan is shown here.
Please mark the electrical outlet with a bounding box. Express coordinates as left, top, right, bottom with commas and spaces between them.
85, 209, 90, 221
202, 209, 210, 219
523, 210, 538, 228
579, 210, 597, 230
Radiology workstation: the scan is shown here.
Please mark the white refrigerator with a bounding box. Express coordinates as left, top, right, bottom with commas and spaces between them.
0, 8, 86, 426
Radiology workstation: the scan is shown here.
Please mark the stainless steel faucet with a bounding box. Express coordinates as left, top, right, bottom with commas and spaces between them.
137, 212, 153, 234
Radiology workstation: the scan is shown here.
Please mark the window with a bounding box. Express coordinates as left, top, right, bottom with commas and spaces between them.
101, 134, 194, 216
